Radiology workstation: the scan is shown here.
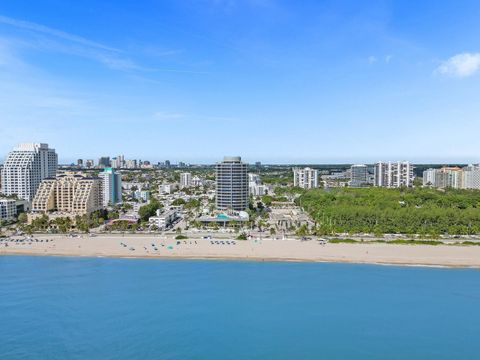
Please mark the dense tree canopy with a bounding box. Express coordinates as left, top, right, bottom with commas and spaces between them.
138, 199, 162, 221
297, 187, 480, 236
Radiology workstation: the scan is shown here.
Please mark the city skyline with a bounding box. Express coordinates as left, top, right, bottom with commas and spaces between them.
2, 145, 480, 166
1, 1, 480, 162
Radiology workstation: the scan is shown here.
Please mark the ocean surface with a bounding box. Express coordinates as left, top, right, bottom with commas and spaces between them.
1, 256, 479, 359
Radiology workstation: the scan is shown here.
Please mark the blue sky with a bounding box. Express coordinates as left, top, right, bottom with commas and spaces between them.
1, 0, 480, 164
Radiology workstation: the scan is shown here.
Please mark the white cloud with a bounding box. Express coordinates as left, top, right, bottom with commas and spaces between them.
0, 14, 144, 72
368, 55, 377, 64
0, 15, 119, 52
0, 15, 201, 74
436, 52, 480, 78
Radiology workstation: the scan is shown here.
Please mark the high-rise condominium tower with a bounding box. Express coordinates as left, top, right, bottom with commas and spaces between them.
216, 156, 248, 211
1, 143, 58, 202
180, 172, 192, 189
293, 167, 318, 189
350, 164, 368, 187
374, 161, 414, 188
99, 168, 122, 206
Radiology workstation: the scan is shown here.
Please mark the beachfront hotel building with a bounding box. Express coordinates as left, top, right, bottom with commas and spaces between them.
374, 161, 414, 188
215, 156, 248, 211
293, 167, 318, 189
32, 173, 103, 215
99, 168, 122, 206
1, 143, 58, 202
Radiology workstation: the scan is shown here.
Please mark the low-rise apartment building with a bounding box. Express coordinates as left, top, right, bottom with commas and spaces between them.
0, 199, 17, 221
148, 209, 178, 230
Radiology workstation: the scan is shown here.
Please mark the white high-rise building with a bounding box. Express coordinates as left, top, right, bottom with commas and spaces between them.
462, 165, 480, 189
248, 173, 261, 185
99, 168, 122, 206
1, 143, 58, 202
423, 165, 480, 189
422, 167, 462, 188
180, 172, 192, 189
374, 161, 414, 188
293, 167, 318, 189
248, 173, 268, 196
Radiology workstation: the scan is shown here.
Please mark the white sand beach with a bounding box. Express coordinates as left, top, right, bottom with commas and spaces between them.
2, 234, 480, 267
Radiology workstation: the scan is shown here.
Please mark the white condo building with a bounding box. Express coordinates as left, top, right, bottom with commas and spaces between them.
180, 172, 192, 189
248, 173, 268, 196
423, 165, 480, 189
463, 165, 480, 189
1, 143, 58, 202
293, 167, 318, 189
374, 161, 414, 188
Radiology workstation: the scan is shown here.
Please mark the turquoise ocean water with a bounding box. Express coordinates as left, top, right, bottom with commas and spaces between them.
1, 256, 479, 359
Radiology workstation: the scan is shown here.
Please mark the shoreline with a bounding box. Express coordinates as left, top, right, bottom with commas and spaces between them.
2, 234, 480, 268
1, 251, 473, 269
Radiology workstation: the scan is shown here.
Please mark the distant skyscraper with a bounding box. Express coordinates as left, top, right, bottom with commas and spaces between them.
111, 157, 120, 169
350, 164, 368, 187
374, 161, 414, 188
85, 159, 94, 168
77, 159, 83, 168
216, 156, 248, 211
99, 168, 122, 206
98, 157, 110, 168
180, 172, 192, 189
117, 155, 125, 168
165, 160, 171, 168
293, 167, 318, 189
1, 143, 58, 202
125, 159, 137, 169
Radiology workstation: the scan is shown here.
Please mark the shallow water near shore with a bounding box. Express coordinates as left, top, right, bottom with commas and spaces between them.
1, 256, 479, 359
